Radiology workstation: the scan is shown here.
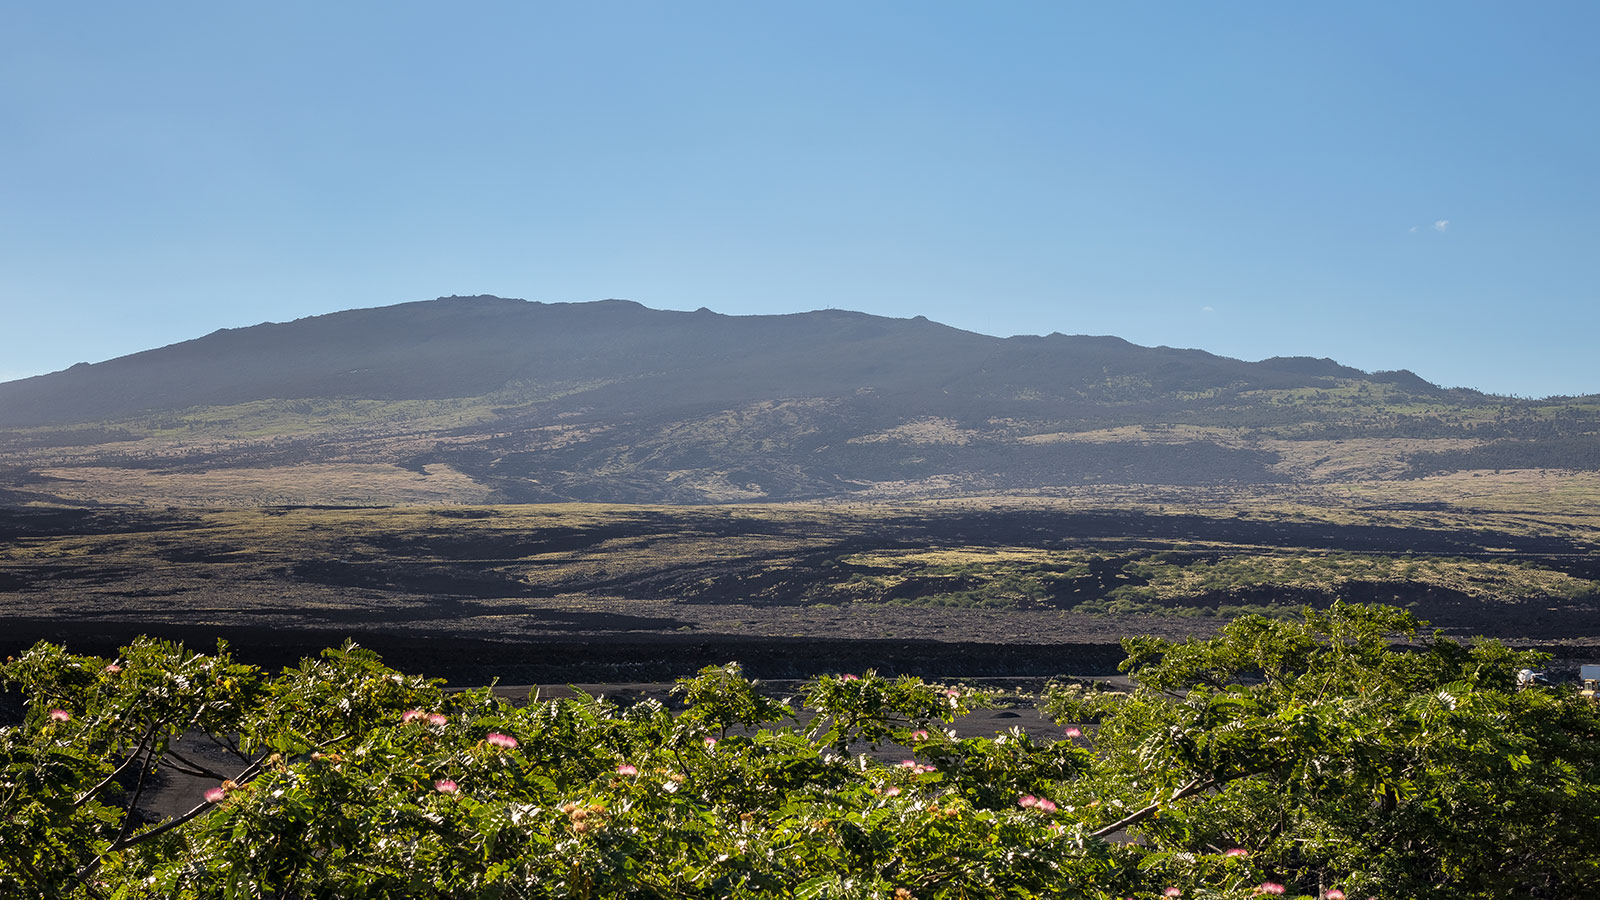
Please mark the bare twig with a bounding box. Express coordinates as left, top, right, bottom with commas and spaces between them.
160, 747, 233, 781
204, 730, 251, 763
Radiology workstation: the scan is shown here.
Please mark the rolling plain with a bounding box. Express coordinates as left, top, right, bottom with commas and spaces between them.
4, 476, 1598, 682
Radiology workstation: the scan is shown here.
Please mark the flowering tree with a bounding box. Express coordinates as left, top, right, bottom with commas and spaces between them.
1, 603, 1595, 898
1041, 603, 1600, 898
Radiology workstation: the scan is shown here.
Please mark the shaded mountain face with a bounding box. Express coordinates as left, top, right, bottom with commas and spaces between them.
0, 296, 1368, 425
1, 296, 1596, 506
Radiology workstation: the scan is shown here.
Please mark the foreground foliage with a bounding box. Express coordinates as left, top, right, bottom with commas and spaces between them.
2, 603, 1596, 898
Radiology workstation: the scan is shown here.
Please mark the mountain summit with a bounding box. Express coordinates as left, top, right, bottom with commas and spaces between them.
1, 296, 1595, 505
0, 295, 1390, 426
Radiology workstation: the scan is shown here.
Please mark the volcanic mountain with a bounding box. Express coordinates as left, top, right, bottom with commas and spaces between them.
1, 296, 1596, 506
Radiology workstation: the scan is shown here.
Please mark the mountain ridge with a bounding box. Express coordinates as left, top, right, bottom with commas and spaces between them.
0, 295, 1456, 423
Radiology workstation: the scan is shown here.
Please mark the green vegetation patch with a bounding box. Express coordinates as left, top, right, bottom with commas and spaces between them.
829, 545, 1600, 617
1113, 550, 1599, 604
835, 548, 1096, 609
131, 395, 503, 439
4, 605, 1598, 897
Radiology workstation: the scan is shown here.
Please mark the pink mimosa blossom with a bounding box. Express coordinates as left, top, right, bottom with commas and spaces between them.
616, 764, 639, 776
704, 737, 718, 749
104, 663, 122, 674
427, 713, 448, 727
48, 709, 71, 723
1019, 794, 1056, 812
434, 779, 458, 794
401, 709, 425, 724
840, 674, 859, 681
910, 729, 930, 741
204, 787, 227, 803
1325, 891, 1346, 900
1063, 726, 1082, 738
1256, 883, 1285, 896
485, 732, 518, 750
1224, 848, 1249, 858
1164, 889, 1182, 898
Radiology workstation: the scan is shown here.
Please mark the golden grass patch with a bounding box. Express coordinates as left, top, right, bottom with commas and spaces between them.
1261, 438, 1483, 481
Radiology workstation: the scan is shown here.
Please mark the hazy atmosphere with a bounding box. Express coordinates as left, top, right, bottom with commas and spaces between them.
4, 2, 1597, 396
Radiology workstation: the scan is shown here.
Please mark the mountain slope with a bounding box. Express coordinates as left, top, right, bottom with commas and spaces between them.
1, 295, 1596, 506
0, 296, 1389, 426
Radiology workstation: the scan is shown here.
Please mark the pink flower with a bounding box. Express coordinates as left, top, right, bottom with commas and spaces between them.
883, 785, 901, 796
1035, 798, 1057, 813
434, 779, 458, 794
427, 713, 448, 727
616, 764, 638, 776
703, 737, 718, 749
1019, 794, 1038, 808
1256, 883, 1285, 896
943, 689, 960, 698
48, 709, 71, 723
910, 729, 930, 741
1325, 891, 1346, 900
1064, 726, 1082, 738
204, 786, 227, 803
1164, 890, 1182, 898
1224, 848, 1249, 858
840, 674, 860, 681
485, 732, 518, 750
401, 709, 425, 724
898, 760, 936, 774
104, 663, 122, 674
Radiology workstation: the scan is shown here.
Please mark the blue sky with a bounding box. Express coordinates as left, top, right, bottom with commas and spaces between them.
3, 2, 1596, 397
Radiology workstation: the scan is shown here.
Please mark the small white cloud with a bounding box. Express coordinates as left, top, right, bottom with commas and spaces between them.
1432, 219, 1449, 232
1201, 305, 1215, 313
1409, 225, 1419, 233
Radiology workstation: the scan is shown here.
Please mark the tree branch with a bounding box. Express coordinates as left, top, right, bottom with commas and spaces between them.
108, 735, 164, 847
1089, 775, 1215, 840
71, 731, 348, 887
1088, 765, 1275, 840
74, 721, 160, 808
70, 753, 267, 889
